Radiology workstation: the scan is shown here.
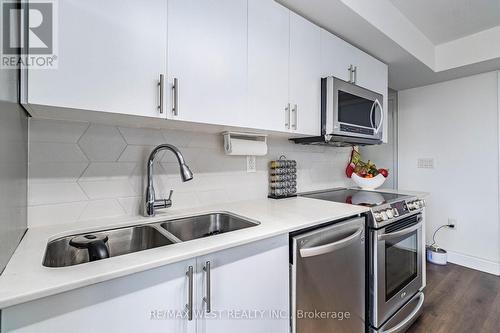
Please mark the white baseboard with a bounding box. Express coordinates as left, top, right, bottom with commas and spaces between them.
446, 251, 500, 276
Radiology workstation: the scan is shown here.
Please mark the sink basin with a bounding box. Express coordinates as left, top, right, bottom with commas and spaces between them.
160, 212, 259, 242
43, 225, 174, 267
43, 213, 259, 268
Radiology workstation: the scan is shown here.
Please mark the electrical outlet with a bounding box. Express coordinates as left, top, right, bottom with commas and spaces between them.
447, 218, 457, 229
417, 158, 435, 169
246, 156, 256, 173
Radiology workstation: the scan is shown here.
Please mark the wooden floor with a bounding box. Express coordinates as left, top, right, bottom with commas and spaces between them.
407, 263, 500, 333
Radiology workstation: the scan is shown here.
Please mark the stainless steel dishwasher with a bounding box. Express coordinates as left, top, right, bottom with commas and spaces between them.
291, 216, 366, 333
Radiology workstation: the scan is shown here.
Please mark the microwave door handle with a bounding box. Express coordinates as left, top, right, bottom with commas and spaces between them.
373, 99, 384, 134
370, 101, 376, 129
299, 226, 364, 258
380, 293, 425, 333
378, 220, 422, 241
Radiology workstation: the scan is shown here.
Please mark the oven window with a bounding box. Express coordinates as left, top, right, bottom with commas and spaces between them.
385, 230, 418, 301
338, 91, 374, 128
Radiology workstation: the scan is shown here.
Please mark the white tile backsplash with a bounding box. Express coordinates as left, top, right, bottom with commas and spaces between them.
78, 179, 137, 200
29, 182, 88, 206
29, 119, 89, 143
28, 202, 88, 226
78, 124, 127, 162
28, 119, 353, 227
118, 127, 166, 145
79, 199, 126, 221
80, 162, 136, 180
29, 162, 89, 183
29, 142, 88, 162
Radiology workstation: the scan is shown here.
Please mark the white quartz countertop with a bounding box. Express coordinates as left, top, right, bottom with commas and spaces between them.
0, 188, 429, 309
0, 197, 369, 309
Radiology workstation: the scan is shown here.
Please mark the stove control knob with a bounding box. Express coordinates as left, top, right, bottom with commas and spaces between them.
373, 212, 383, 222
386, 209, 394, 219
407, 202, 415, 210
419, 200, 425, 208
381, 211, 389, 221
392, 208, 399, 217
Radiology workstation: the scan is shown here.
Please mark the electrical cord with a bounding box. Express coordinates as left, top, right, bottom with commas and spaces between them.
430, 223, 454, 249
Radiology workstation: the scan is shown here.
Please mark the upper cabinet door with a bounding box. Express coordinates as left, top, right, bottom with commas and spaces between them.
320, 29, 352, 82
289, 12, 322, 136
247, 0, 290, 132
351, 48, 388, 95
167, 0, 248, 126
27, 0, 167, 118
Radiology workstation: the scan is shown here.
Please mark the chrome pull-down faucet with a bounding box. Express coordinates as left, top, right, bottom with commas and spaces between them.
144, 144, 193, 217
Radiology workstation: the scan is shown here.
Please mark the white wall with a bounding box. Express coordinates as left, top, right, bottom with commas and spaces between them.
398, 71, 500, 275
28, 119, 353, 227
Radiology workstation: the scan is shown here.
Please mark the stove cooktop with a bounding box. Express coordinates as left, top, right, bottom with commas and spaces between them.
300, 188, 412, 208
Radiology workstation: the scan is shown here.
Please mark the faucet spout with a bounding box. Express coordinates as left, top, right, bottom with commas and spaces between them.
144, 144, 193, 217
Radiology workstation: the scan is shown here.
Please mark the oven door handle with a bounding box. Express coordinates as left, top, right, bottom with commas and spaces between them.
380, 293, 425, 333
300, 226, 364, 258
378, 220, 422, 241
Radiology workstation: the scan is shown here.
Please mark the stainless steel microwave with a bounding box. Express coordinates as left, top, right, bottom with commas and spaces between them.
291, 77, 384, 146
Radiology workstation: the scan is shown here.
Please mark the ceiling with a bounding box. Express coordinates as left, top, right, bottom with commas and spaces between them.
278, 0, 500, 90
390, 0, 500, 44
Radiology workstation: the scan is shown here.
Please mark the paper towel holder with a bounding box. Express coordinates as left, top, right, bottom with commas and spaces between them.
222, 131, 268, 156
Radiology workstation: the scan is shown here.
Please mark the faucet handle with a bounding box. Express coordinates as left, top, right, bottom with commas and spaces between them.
168, 190, 174, 201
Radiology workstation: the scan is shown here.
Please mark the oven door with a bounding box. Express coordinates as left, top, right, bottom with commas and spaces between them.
371, 213, 423, 328
327, 77, 384, 141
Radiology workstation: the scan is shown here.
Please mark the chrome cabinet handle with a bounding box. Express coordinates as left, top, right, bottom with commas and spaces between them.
300, 226, 364, 258
353, 66, 357, 84
158, 74, 164, 114
291, 104, 297, 130
203, 261, 211, 313
285, 103, 291, 129
172, 78, 179, 116
348, 65, 353, 83
380, 293, 425, 333
186, 266, 193, 321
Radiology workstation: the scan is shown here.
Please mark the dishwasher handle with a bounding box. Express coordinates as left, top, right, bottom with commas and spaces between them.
299, 225, 364, 258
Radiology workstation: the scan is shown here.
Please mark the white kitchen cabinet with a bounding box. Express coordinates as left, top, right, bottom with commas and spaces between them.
289, 12, 322, 136
350, 46, 388, 96
195, 235, 289, 333
247, 0, 290, 132
1, 236, 289, 333
25, 0, 167, 119
320, 29, 353, 82
22, 0, 387, 139
167, 0, 248, 127
1, 258, 197, 333
320, 29, 387, 95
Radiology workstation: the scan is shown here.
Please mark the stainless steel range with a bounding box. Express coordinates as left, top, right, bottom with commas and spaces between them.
300, 188, 426, 333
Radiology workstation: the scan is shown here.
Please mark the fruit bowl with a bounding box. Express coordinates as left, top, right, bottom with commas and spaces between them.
351, 173, 386, 190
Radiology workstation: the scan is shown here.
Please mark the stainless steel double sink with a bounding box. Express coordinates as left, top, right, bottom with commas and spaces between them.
43, 212, 259, 268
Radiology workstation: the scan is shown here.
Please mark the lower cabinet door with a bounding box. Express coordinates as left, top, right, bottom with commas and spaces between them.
1, 259, 196, 333
196, 235, 290, 333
